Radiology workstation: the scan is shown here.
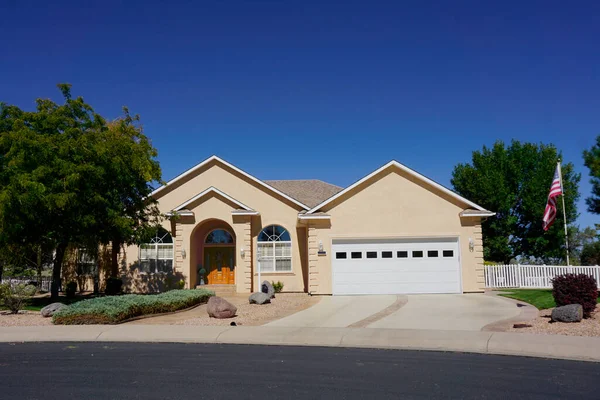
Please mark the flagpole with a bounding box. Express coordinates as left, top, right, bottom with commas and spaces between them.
557, 161, 570, 266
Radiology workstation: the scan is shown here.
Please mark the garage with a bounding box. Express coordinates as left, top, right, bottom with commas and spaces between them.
331, 238, 461, 295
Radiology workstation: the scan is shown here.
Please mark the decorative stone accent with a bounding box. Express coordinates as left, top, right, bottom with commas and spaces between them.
551, 304, 583, 323
249, 292, 271, 305
40, 303, 67, 318
261, 280, 275, 299
207, 296, 237, 319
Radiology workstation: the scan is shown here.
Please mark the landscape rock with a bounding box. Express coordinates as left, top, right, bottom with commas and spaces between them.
261, 280, 275, 299
249, 292, 271, 305
551, 304, 583, 323
206, 296, 237, 319
40, 303, 67, 318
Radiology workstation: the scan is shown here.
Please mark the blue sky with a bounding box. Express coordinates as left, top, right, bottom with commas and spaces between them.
2, 0, 599, 227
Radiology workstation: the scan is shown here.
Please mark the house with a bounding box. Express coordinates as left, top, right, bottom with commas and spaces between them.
120, 156, 494, 295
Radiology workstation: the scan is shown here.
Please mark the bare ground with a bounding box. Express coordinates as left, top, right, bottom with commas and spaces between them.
0, 311, 52, 327
509, 306, 600, 337
127, 293, 320, 326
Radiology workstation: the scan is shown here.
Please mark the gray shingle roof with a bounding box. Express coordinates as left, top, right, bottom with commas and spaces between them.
264, 180, 344, 208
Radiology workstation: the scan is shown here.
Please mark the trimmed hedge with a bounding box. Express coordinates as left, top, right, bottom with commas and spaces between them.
52, 289, 214, 325
552, 274, 598, 318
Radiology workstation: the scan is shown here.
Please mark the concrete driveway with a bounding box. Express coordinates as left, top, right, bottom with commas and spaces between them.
266, 294, 522, 331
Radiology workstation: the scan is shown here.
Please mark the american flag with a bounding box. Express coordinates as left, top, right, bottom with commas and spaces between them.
542, 163, 563, 231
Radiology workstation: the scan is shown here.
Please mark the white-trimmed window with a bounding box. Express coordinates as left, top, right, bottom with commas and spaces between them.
257, 225, 292, 272
77, 249, 97, 276
139, 228, 174, 273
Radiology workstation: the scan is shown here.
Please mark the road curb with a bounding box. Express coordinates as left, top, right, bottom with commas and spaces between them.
1, 325, 599, 362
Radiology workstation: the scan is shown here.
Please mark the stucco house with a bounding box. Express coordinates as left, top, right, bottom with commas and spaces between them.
121, 156, 494, 295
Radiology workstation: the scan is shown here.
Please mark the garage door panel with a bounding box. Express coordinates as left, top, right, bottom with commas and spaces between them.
332, 238, 461, 295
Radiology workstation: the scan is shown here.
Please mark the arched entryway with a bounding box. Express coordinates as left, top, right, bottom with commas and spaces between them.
190, 219, 236, 287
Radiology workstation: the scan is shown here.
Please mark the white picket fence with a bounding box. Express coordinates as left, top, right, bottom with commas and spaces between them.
485, 264, 600, 289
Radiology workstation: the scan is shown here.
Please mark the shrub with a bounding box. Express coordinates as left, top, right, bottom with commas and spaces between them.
271, 281, 284, 293
105, 277, 123, 296
52, 289, 214, 325
552, 273, 598, 318
177, 280, 185, 290
65, 282, 77, 298
0, 283, 36, 314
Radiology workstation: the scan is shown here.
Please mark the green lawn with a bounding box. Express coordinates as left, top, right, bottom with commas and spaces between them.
499, 289, 600, 310
1, 294, 92, 312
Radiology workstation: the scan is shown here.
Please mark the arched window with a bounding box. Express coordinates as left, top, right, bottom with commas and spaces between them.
257, 225, 292, 272
205, 229, 234, 245
139, 227, 174, 273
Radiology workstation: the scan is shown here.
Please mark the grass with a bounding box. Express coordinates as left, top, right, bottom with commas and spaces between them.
0, 294, 92, 312
499, 289, 600, 310
52, 289, 214, 325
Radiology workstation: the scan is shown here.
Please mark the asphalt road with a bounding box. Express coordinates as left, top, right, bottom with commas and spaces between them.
1, 343, 600, 399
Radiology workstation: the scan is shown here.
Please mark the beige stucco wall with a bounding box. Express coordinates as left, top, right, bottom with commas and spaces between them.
310, 168, 485, 294
121, 160, 309, 293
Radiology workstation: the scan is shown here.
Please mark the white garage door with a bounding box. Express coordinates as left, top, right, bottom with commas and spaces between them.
332, 238, 461, 295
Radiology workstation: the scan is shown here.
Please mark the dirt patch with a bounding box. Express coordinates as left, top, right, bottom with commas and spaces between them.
508, 306, 600, 337
127, 293, 320, 326
0, 310, 52, 327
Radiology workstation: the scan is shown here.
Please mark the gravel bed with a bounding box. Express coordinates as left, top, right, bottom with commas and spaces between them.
176, 293, 319, 326
0, 310, 52, 327
509, 306, 600, 337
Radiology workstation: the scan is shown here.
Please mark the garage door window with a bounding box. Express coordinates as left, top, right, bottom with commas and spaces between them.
336, 252, 347, 259
412, 251, 424, 258
427, 250, 439, 258
351, 252, 362, 259
397, 251, 408, 258
257, 225, 292, 272
443, 250, 454, 257
366, 251, 377, 259
382, 251, 393, 258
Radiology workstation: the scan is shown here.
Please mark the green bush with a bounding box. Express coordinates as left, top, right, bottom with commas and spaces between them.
271, 281, 284, 293
65, 282, 77, 298
52, 289, 214, 325
0, 283, 36, 314
105, 277, 123, 295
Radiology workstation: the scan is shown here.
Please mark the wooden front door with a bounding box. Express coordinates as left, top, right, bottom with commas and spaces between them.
204, 247, 235, 284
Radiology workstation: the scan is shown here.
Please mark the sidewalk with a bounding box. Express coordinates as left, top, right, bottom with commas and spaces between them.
2, 324, 600, 363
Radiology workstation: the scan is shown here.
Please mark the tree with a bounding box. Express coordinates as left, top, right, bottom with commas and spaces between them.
451, 140, 580, 264
94, 110, 162, 277
581, 241, 600, 266
569, 226, 598, 264
584, 135, 600, 215
0, 84, 162, 298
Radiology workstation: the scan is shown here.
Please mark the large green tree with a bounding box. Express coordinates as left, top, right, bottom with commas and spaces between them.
0, 85, 162, 298
451, 140, 580, 264
584, 135, 600, 215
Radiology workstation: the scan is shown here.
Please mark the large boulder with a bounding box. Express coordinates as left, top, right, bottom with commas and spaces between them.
207, 296, 237, 319
261, 281, 275, 299
551, 304, 583, 323
40, 303, 67, 318
249, 292, 271, 305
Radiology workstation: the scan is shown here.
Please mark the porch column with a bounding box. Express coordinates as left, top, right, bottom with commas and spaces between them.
233, 215, 253, 293
308, 226, 319, 293
174, 221, 185, 283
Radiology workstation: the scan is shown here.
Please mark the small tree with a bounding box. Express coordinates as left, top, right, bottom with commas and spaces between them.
581, 242, 600, 266
0, 283, 36, 314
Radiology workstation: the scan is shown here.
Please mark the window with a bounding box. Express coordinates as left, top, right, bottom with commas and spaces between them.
397, 251, 408, 258
427, 250, 439, 258
443, 250, 454, 258
351, 252, 362, 259
77, 249, 97, 276
205, 229, 234, 244
257, 225, 292, 272
336, 252, 347, 259
412, 250, 424, 258
139, 228, 174, 273
382, 251, 393, 259
366, 251, 377, 259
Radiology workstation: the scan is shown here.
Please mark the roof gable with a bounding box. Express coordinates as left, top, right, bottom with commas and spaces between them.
151, 156, 311, 210
173, 187, 254, 212
306, 160, 494, 215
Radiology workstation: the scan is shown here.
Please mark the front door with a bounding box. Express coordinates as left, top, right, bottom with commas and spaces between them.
204, 247, 235, 285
